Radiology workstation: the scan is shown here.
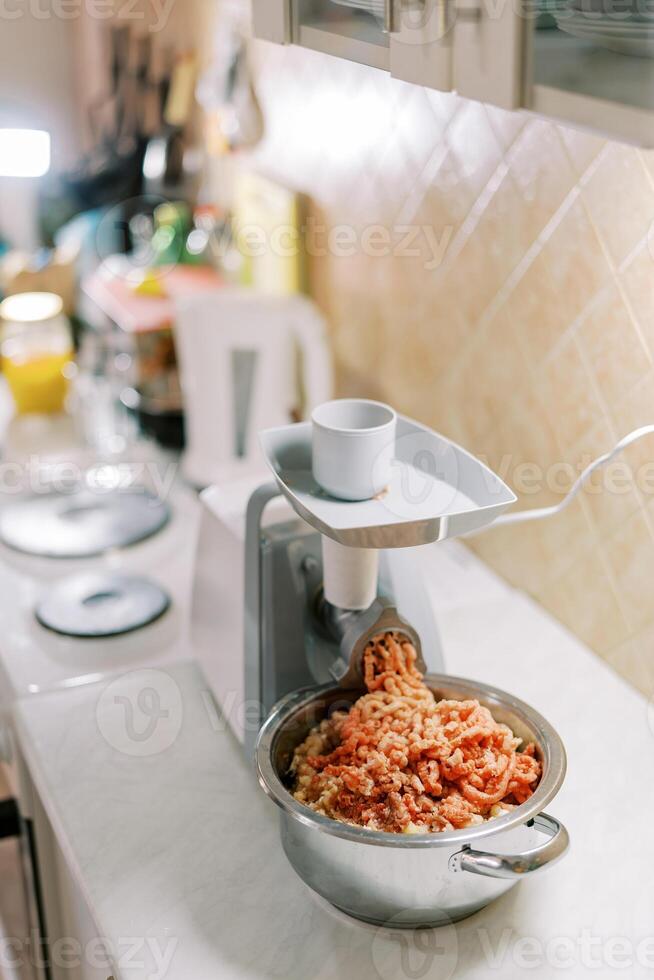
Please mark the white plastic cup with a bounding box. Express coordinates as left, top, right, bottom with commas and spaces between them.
311, 399, 397, 501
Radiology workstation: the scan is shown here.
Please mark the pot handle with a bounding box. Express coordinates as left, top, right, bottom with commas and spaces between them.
448, 813, 569, 880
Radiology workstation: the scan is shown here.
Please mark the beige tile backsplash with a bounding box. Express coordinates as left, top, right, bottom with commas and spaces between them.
236, 31, 654, 693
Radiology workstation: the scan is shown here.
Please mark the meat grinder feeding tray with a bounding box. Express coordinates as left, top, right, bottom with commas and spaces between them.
259, 416, 516, 548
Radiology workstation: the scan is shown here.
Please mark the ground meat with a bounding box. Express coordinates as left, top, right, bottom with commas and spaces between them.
290, 632, 541, 833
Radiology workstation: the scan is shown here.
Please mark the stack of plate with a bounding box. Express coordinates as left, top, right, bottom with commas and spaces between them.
535, 0, 568, 30
556, 0, 654, 55
330, 0, 386, 18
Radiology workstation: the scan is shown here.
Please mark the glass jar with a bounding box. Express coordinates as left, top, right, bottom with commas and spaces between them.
0, 292, 74, 414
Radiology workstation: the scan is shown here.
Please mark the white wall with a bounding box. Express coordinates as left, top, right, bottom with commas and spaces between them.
0, 6, 79, 249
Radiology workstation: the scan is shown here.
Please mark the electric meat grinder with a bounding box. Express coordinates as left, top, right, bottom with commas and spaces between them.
192, 406, 571, 926
192, 409, 517, 755
192, 405, 573, 926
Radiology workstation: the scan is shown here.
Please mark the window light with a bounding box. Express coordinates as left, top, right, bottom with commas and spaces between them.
0, 128, 51, 178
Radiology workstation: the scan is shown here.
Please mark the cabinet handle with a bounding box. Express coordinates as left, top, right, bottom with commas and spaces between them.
386, 0, 456, 38
0, 798, 20, 840
455, 0, 482, 21
437, 0, 448, 37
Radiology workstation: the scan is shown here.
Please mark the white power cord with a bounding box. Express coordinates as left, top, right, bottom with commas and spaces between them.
490, 424, 654, 528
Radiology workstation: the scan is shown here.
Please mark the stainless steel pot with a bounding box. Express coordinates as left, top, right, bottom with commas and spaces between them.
256, 674, 569, 928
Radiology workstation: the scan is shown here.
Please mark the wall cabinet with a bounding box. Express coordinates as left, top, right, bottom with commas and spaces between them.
252, 0, 654, 146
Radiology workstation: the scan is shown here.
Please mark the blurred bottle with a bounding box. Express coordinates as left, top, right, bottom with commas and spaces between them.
151, 201, 191, 266
0, 292, 74, 414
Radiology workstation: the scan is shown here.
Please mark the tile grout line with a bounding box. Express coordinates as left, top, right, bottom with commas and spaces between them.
569, 143, 651, 371
636, 147, 654, 197
613, 230, 654, 367
592, 526, 636, 643
394, 98, 466, 228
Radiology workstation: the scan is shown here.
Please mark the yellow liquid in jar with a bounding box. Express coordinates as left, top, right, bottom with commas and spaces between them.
3, 350, 73, 414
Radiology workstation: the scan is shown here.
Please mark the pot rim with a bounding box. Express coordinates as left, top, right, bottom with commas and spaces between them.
255, 673, 567, 849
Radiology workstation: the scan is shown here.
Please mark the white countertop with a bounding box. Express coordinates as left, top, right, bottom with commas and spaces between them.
11, 540, 654, 979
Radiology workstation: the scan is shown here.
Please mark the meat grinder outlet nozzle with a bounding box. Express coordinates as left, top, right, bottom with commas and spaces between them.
319, 596, 427, 689
319, 534, 426, 685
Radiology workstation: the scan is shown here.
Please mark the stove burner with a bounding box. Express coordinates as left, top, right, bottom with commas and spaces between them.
35, 572, 171, 638
0, 490, 170, 558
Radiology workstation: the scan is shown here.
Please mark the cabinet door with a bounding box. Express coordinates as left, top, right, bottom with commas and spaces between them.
287, 0, 391, 71
526, 0, 654, 145
32, 791, 114, 980
252, 0, 453, 87
452, 0, 523, 107
389, 0, 453, 90
252, 0, 291, 44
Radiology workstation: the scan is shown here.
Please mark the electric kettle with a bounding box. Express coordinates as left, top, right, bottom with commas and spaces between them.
175, 289, 333, 488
